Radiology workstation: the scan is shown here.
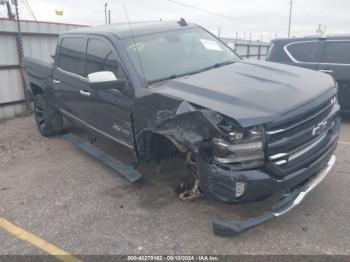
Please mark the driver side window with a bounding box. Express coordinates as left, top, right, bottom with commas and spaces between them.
85, 38, 126, 79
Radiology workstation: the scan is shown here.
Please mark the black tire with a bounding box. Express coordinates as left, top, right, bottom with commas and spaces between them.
34, 94, 63, 137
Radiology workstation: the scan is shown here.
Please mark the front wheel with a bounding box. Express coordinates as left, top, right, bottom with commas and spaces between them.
34, 94, 63, 137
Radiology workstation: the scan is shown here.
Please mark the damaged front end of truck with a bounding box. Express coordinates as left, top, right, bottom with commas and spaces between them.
133, 97, 263, 196
131, 97, 271, 234
130, 89, 340, 236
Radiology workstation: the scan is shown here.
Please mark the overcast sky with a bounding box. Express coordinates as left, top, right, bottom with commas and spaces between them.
2, 0, 349, 42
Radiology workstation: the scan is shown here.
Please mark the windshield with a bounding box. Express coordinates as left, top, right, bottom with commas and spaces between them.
122, 27, 240, 84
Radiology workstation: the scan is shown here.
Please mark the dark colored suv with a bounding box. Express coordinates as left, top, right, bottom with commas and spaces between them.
266, 35, 350, 112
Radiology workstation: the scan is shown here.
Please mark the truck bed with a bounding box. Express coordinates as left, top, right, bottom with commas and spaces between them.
23, 57, 53, 95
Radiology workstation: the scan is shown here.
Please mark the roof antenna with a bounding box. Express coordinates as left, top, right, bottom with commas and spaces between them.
178, 18, 187, 26
123, 5, 147, 86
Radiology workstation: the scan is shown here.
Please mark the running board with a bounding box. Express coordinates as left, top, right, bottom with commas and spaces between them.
63, 133, 143, 183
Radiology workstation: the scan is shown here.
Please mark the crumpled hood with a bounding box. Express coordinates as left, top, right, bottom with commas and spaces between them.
151, 60, 336, 127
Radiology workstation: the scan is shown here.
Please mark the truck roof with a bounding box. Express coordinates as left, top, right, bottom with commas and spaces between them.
64, 21, 199, 39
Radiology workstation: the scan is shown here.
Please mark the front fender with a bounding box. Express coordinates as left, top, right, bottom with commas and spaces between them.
132, 98, 226, 159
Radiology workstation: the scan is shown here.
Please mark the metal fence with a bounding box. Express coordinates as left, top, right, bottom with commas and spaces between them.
0, 19, 271, 119
0, 18, 83, 119
220, 37, 270, 60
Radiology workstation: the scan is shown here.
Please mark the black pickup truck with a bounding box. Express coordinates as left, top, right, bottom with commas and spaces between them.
23, 20, 340, 236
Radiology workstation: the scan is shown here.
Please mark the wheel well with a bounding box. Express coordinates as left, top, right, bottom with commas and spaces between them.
147, 133, 185, 161
30, 83, 44, 96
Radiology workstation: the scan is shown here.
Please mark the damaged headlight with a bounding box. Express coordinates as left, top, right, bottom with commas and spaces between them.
212, 126, 265, 170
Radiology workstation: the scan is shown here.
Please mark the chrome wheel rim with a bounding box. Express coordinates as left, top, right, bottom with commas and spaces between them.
34, 101, 46, 131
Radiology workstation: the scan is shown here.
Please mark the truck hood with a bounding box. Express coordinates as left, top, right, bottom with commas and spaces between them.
151, 60, 336, 127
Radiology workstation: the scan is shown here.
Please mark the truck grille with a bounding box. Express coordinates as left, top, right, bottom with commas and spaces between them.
265, 97, 338, 177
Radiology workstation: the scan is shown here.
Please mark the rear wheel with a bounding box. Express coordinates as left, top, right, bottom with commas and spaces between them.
34, 94, 63, 137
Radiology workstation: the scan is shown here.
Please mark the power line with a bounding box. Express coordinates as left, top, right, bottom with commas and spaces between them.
167, 0, 283, 31
22, 0, 36, 20
288, 0, 293, 37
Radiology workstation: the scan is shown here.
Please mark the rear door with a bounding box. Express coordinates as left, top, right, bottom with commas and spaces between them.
82, 36, 134, 148
52, 36, 88, 119
320, 40, 350, 110
283, 40, 325, 70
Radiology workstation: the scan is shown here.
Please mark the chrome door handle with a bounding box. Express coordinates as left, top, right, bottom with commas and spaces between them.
79, 90, 91, 97
319, 69, 334, 74
53, 79, 61, 84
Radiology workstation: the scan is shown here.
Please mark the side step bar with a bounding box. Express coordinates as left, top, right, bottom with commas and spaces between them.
63, 133, 143, 183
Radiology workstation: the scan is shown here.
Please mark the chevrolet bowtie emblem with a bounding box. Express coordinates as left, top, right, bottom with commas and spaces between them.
312, 120, 328, 136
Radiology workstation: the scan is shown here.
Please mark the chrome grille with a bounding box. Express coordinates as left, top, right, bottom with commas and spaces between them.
265, 97, 338, 177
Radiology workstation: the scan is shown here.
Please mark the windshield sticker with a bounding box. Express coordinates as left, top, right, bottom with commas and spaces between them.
200, 39, 222, 51
127, 42, 144, 52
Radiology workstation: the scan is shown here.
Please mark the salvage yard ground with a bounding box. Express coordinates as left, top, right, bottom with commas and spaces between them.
1, 115, 350, 256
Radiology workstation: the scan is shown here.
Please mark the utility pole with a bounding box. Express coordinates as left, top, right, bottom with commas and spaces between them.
316, 24, 327, 35
0, 0, 15, 19
104, 3, 108, 24
288, 0, 293, 37
316, 24, 322, 34
13, 0, 23, 61
14, 0, 29, 111
108, 10, 111, 24
218, 28, 221, 37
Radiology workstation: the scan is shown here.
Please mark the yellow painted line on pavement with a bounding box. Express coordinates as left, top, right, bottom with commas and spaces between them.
0, 217, 81, 262
339, 140, 350, 145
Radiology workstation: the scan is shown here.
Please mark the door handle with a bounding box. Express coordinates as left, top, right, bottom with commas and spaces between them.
318, 69, 334, 74
53, 79, 61, 84
79, 90, 91, 97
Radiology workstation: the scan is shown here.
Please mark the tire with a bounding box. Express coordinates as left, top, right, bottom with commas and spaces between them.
33, 94, 63, 137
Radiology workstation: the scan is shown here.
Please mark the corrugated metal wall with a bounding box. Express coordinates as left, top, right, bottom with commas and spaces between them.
0, 18, 83, 119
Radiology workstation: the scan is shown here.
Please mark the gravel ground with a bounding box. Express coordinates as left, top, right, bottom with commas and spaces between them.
0, 115, 350, 255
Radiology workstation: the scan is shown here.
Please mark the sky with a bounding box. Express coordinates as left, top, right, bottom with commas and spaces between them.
1, 0, 350, 42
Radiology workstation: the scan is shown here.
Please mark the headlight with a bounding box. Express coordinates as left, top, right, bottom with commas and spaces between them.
212, 126, 264, 169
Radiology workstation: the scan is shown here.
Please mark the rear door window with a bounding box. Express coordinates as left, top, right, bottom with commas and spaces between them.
85, 38, 126, 79
286, 41, 323, 63
58, 37, 85, 76
321, 41, 350, 64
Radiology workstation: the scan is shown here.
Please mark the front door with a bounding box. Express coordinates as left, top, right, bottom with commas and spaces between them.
81, 36, 135, 148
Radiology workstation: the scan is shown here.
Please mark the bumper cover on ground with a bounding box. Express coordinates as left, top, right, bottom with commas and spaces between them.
212, 155, 336, 236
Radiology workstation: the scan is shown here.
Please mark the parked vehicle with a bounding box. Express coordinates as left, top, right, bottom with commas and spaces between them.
23, 21, 340, 236
266, 35, 350, 112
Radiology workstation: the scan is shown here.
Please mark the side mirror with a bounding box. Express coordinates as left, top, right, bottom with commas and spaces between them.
227, 42, 236, 51
87, 71, 127, 91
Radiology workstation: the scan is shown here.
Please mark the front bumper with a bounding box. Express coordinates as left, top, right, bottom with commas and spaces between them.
198, 117, 340, 204
213, 155, 336, 236
197, 117, 340, 235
